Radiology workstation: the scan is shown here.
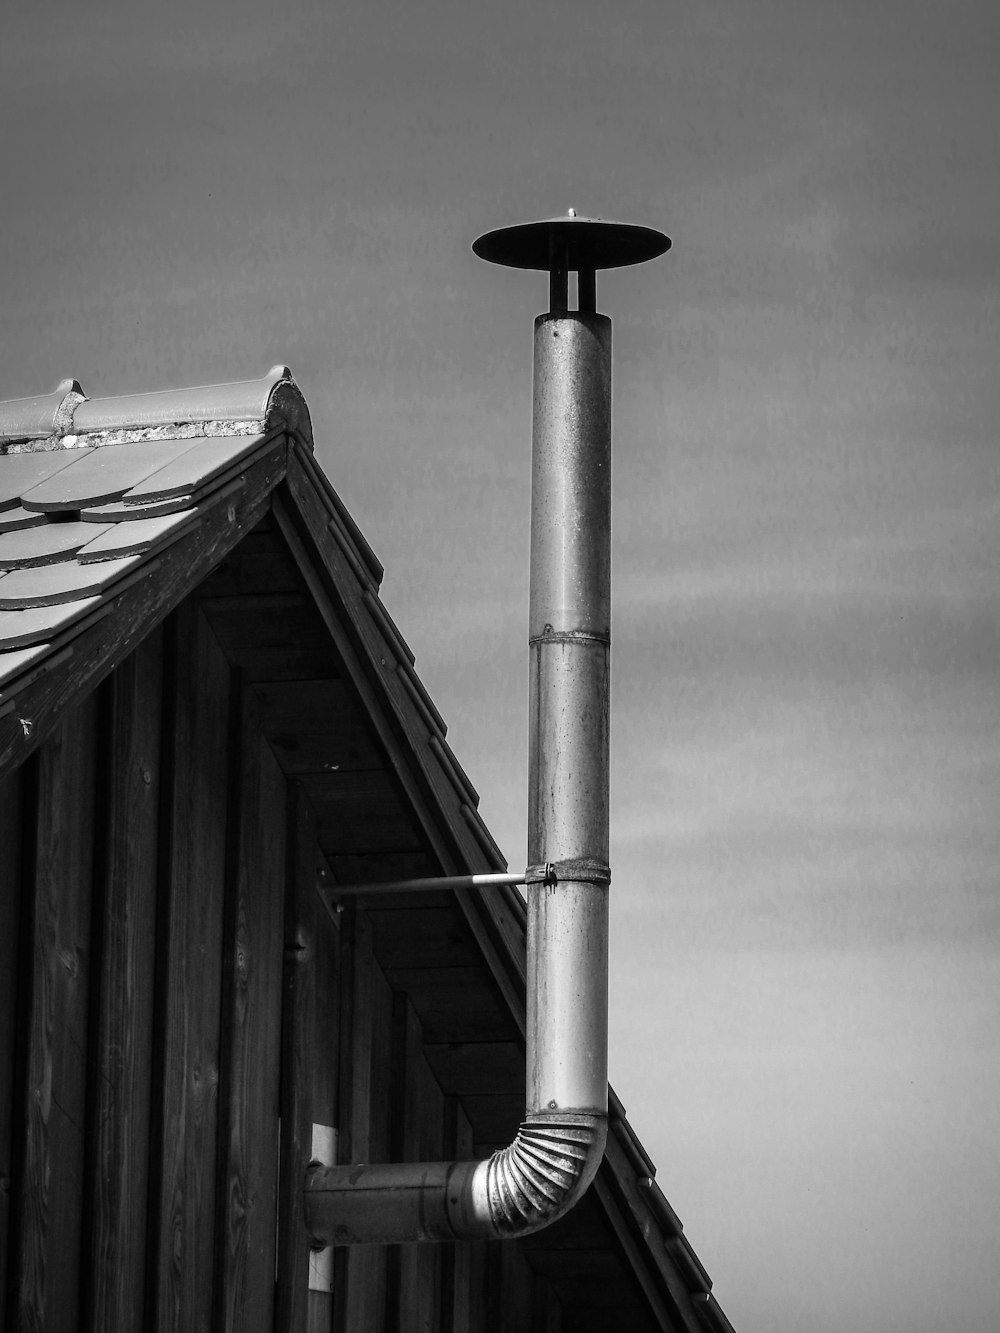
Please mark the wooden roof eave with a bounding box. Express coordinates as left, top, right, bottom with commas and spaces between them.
272, 441, 529, 1030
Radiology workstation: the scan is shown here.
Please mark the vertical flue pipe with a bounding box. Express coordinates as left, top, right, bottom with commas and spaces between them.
527, 310, 611, 1123
303, 216, 669, 1248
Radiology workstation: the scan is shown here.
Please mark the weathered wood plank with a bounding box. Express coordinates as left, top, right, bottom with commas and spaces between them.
251, 678, 383, 774
200, 592, 343, 685
0, 762, 25, 1324
17, 694, 100, 1331
520, 1193, 618, 1256
306, 770, 425, 856
560, 1310, 659, 1333
149, 603, 231, 1332
367, 907, 482, 971
276, 786, 318, 1333
200, 593, 337, 661
379, 968, 518, 1045
423, 1041, 525, 1096
307, 805, 341, 1333
534, 1274, 564, 1333
273, 470, 529, 1036
398, 998, 443, 1333
276, 784, 342, 1333
216, 680, 287, 1332
498, 1241, 536, 1332
446, 1099, 483, 1333
588, 1169, 684, 1332
84, 631, 163, 1328
458, 1094, 524, 1154
339, 912, 390, 1330
198, 528, 305, 598
325, 852, 437, 893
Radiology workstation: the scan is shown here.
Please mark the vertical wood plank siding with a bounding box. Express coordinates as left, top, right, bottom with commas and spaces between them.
0, 761, 25, 1328
86, 630, 164, 1328
0, 589, 568, 1331
19, 695, 100, 1332
216, 679, 287, 1331
149, 602, 231, 1333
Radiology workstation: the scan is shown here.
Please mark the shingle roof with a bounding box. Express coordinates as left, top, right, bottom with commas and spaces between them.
0, 368, 735, 1333
0, 367, 309, 673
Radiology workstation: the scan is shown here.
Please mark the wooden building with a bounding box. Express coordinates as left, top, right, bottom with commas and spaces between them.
0, 369, 735, 1331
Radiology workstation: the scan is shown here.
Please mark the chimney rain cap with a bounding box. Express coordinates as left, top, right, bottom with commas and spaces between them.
472, 216, 671, 272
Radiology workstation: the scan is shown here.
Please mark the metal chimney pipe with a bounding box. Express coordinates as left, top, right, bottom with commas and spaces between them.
303, 214, 669, 1246
526, 307, 612, 1123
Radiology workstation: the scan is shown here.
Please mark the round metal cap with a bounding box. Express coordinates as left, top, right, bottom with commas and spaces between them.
472, 215, 671, 271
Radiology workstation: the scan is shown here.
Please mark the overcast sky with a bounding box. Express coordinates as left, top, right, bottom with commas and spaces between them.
2, 3, 998, 1329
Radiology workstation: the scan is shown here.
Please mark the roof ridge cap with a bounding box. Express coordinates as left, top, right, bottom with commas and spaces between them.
1, 366, 312, 452
0, 379, 86, 446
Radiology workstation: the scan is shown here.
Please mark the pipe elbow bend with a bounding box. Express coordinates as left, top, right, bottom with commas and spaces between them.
482, 1111, 608, 1237
303, 1112, 607, 1246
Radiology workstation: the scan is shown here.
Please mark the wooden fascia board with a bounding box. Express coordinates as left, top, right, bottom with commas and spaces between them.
0, 436, 289, 777
596, 1129, 714, 1333
275, 445, 528, 1033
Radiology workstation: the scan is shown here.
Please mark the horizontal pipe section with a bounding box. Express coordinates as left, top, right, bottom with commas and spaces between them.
304, 1113, 606, 1246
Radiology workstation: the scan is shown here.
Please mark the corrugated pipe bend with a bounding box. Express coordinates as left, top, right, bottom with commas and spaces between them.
486, 1112, 607, 1235
303, 1112, 606, 1246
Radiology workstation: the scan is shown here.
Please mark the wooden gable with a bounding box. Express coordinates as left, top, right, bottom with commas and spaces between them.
0, 383, 733, 1333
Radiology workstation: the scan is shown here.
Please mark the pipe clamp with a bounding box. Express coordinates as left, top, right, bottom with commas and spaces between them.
524, 859, 611, 887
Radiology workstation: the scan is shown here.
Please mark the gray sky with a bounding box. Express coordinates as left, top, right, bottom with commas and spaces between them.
3, 3, 998, 1329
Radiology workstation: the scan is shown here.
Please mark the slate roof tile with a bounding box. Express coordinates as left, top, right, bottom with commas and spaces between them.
0, 641, 51, 687
0, 596, 104, 650
0, 449, 93, 509
20, 437, 207, 512
80, 495, 199, 521
76, 508, 197, 562
124, 432, 270, 502
0, 556, 142, 609
0, 507, 48, 534
0, 520, 110, 569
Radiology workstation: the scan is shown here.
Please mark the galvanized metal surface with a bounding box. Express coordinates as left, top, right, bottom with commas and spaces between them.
527, 312, 611, 1120
529, 315, 611, 638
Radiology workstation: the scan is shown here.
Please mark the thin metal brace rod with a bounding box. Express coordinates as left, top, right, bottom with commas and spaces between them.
320, 863, 583, 905
324, 870, 528, 902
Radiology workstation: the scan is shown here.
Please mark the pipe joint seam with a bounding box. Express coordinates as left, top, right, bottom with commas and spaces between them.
528, 628, 610, 648
524, 858, 611, 887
